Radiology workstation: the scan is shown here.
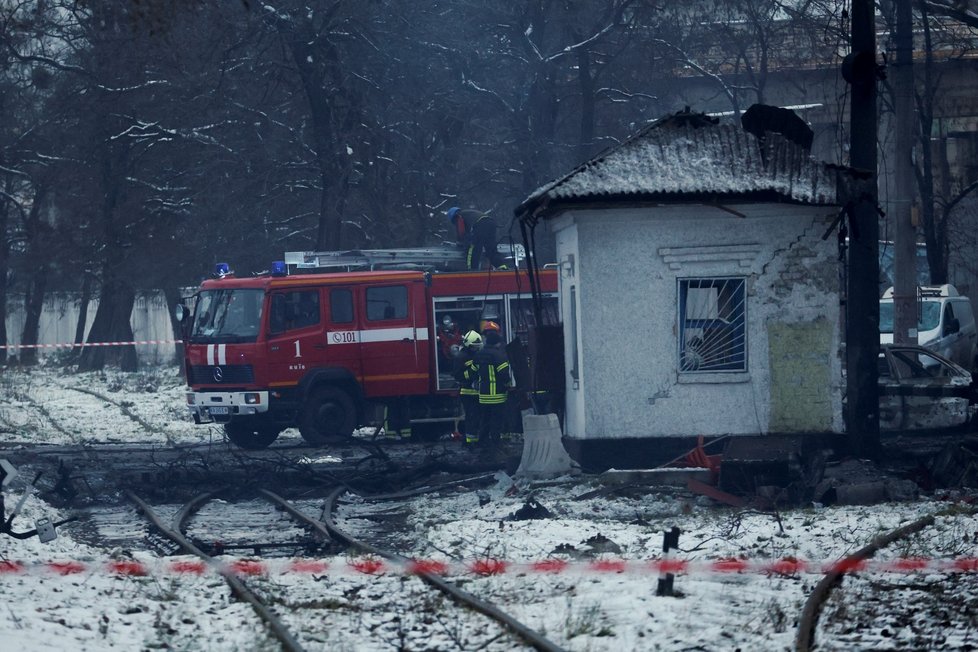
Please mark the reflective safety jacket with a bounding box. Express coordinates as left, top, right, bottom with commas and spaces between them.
472, 343, 510, 405
452, 349, 479, 396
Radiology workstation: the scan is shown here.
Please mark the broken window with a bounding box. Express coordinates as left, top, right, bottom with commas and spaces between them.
678, 277, 747, 373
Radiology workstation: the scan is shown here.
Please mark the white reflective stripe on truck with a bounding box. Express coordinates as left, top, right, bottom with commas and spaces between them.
326, 328, 429, 344
205, 344, 227, 365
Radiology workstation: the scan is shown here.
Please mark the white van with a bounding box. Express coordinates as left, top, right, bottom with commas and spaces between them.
880, 285, 977, 371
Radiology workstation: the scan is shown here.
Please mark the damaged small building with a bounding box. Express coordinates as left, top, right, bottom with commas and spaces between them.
516, 107, 871, 466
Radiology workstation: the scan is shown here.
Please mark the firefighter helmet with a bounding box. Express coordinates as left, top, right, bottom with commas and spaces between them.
447, 206, 461, 222
481, 320, 500, 333
462, 330, 483, 350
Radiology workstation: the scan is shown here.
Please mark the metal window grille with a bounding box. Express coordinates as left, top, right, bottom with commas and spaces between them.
679, 278, 747, 373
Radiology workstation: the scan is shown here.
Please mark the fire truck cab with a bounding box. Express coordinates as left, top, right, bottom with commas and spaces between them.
178, 257, 558, 449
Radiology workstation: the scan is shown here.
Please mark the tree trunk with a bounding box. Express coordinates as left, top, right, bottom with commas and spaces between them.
79, 136, 136, 371
914, 4, 948, 284
79, 88, 137, 372
891, 0, 918, 344
283, 24, 344, 250
74, 273, 93, 346
78, 277, 138, 372
19, 269, 48, 366
0, 180, 10, 365
18, 184, 50, 366
576, 36, 595, 162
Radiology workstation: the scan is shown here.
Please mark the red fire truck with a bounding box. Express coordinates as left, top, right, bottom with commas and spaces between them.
177, 250, 558, 449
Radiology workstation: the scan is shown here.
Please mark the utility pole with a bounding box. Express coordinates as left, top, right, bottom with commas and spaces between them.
844, 0, 881, 457
892, 0, 918, 345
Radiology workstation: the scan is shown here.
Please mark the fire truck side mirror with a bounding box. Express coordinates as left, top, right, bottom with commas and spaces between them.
175, 304, 190, 324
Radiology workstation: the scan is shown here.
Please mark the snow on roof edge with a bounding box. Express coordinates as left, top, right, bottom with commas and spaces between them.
516, 109, 870, 223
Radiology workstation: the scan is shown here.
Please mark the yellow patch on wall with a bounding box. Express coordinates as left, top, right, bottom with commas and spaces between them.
768, 320, 833, 432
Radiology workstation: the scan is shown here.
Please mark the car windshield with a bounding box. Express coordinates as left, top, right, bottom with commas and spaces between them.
878, 301, 941, 334
191, 289, 264, 342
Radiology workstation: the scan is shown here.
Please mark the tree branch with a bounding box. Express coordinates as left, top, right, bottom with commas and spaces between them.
921, 0, 978, 29
943, 178, 978, 215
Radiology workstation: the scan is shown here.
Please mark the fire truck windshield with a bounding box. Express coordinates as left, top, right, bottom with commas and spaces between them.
190, 288, 264, 343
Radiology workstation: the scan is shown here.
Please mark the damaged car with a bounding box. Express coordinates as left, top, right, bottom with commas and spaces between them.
879, 344, 978, 431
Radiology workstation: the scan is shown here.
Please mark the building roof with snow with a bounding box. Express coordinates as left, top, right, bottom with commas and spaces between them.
515, 107, 871, 225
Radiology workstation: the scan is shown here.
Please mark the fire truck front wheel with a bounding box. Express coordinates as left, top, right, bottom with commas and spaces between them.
299, 386, 356, 445
223, 422, 281, 450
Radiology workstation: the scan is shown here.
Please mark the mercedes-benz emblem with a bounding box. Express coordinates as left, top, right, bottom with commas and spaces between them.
213, 367, 224, 382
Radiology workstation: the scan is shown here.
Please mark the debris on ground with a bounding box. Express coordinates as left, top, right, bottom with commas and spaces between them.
487, 471, 515, 499
580, 533, 622, 556
507, 497, 553, 521
813, 458, 920, 506
718, 435, 807, 495
928, 440, 978, 489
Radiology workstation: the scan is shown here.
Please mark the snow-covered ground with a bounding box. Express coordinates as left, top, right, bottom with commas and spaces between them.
1, 364, 977, 651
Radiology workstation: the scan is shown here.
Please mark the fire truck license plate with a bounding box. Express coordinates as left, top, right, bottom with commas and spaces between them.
208, 407, 230, 416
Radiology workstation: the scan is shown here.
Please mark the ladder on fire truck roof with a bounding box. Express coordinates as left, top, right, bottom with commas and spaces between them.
284, 243, 525, 272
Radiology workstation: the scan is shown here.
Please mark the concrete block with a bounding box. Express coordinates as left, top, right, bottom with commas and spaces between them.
599, 467, 714, 486
515, 413, 580, 480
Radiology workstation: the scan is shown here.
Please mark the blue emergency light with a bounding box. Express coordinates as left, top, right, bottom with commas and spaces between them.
270, 260, 288, 276
214, 262, 231, 278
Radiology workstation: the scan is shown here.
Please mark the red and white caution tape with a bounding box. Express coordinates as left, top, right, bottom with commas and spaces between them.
2, 556, 977, 578
0, 340, 183, 350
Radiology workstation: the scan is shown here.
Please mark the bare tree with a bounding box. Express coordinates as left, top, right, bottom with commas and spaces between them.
650, 0, 848, 118
1, 0, 973, 375
908, 2, 978, 283
0, 0, 65, 364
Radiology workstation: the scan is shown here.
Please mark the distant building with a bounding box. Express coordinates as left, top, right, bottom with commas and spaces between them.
516, 107, 871, 465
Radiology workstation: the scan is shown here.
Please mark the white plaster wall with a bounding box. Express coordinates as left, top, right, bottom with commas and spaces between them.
551, 215, 586, 439
551, 203, 844, 440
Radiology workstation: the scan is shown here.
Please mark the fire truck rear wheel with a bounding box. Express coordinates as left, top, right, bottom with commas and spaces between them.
223, 422, 280, 450
299, 387, 356, 445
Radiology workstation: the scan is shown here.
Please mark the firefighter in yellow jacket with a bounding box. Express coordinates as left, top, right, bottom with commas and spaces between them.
472, 322, 510, 449
453, 330, 483, 444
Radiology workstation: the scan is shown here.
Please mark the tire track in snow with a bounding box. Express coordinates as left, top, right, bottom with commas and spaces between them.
67, 385, 178, 446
